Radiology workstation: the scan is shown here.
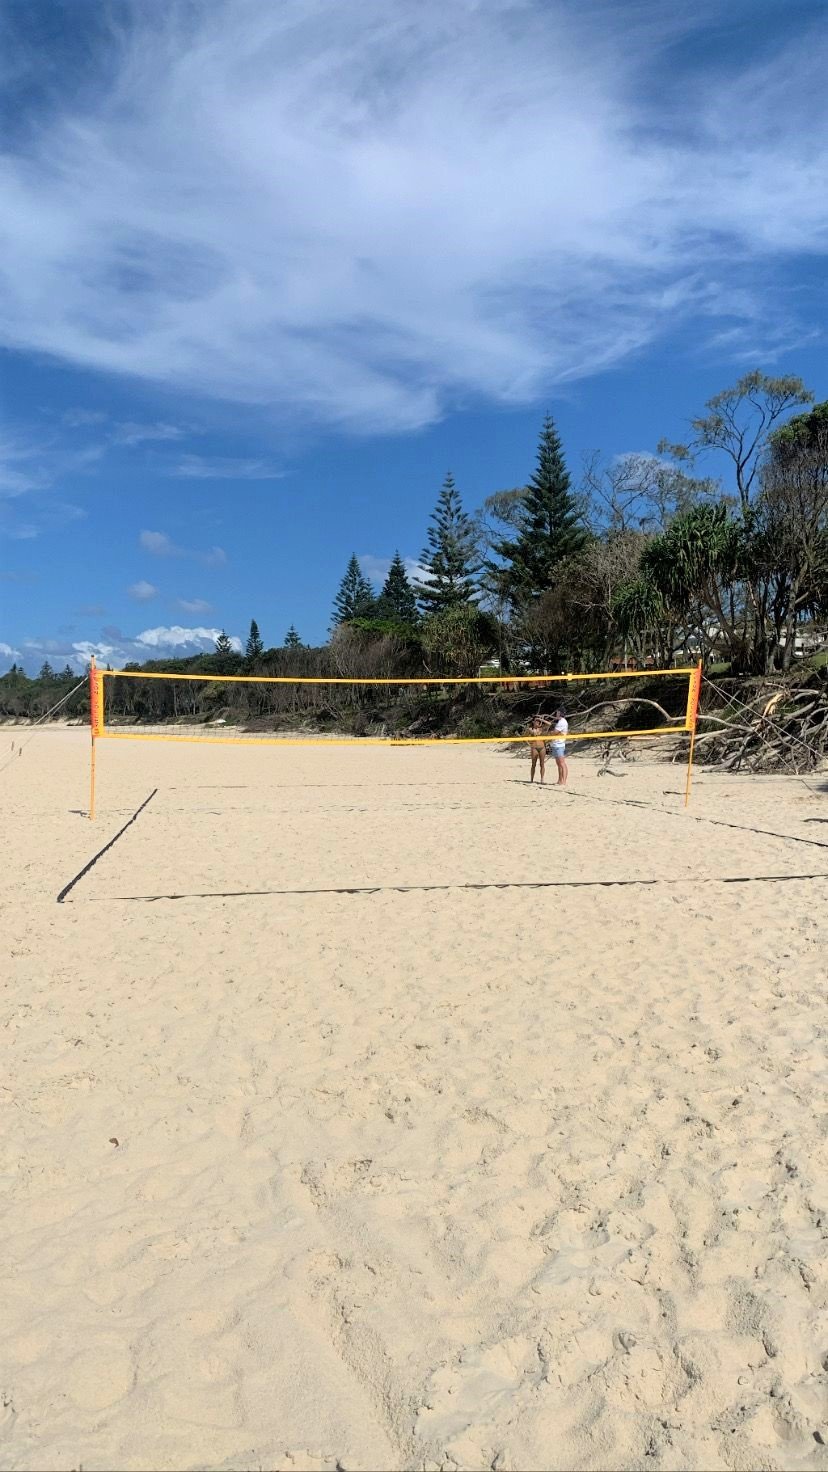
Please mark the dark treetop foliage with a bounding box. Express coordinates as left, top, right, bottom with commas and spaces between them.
416, 473, 479, 616
376, 551, 418, 624
284, 625, 303, 648
490, 415, 586, 605
245, 619, 264, 664
332, 554, 376, 625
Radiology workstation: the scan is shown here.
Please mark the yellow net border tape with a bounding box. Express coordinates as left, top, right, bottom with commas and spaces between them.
96, 725, 690, 746
101, 667, 697, 686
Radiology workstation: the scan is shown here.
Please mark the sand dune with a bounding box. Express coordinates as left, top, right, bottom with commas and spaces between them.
2, 729, 828, 1470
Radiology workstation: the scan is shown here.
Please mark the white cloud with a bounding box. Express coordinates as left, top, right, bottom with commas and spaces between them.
359, 553, 428, 587
128, 579, 159, 601
135, 625, 242, 653
0, 640, 21, 658
358, 555, 392, 587
72, 640, 117, 661
177, 597, 213, 614
172, 455, 283, 480
139, 529, 174, 556
0, 3, 825, 433
139, 529, 227, 566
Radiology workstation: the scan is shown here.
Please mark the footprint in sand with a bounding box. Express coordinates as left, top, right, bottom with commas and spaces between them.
62, 1339, 135, 1411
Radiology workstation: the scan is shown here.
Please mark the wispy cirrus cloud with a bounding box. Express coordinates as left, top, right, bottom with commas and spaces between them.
139, 529, 227, 567
177, 597, 213, 614
0, 1, 825, 434
0, 432, 101, 499
172, 455, 283, 480
0, 416, 187, 530
60, 410, 186, 446
0, 428, 99, 537
61, 410, 108, 429
0, 496, 87, 541
112, 422, 186, 448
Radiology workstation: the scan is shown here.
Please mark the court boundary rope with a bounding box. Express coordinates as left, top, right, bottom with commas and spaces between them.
565, 786, 828, 853
57, 789, 158, 903
63, 871, 828, 903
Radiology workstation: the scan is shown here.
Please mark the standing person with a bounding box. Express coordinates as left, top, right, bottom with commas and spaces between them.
528, 713, 551, 784
551, 706, 569, 786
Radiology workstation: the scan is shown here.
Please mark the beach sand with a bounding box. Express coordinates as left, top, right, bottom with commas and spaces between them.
2, 728, 828, 1471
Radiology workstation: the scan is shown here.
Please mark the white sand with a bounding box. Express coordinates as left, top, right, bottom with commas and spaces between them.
2, 728, 828, 1471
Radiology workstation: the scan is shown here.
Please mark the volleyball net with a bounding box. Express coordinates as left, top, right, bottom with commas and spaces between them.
86, 660, 702, 817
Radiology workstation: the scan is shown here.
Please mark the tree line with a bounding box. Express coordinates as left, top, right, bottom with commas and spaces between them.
2, 370, 826, 738
316, 369, 828, 680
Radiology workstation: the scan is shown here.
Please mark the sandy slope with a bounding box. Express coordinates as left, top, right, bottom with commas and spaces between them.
2, 728, 828, 1471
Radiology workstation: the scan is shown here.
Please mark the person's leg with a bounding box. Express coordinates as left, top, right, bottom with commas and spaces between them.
556, 755, 568, 786
530, 748, 538, 782
538, 747, 546, 784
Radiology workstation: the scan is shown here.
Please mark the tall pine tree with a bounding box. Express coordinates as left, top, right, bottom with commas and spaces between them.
376, 551, 418, 624
491, 416, 586, 605
214, 630, 238, 674
284, 625, 302, 648
332, 554, 376, 625
416, 474, 479, 616
245, 619, 264, 664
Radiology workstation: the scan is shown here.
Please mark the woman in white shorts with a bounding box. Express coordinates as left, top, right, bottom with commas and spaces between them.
550, 706, 569, 786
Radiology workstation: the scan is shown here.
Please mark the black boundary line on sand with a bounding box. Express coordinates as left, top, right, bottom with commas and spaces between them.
564, 788, 828, 854
82, 871, 828, 903
57, 779, 828, 905
56, 790, 158, 904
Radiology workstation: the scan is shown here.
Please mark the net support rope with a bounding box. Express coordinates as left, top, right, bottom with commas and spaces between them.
0, 677, 87, 778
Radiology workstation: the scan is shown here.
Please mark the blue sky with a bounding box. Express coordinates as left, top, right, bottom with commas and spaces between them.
1, 0, 827, 672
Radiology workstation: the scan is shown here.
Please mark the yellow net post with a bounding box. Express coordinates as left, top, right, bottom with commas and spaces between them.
89, 657, 104, 820
684, 660, 703, 808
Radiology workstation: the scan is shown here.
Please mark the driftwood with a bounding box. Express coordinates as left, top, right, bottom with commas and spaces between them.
571, 682, 828, 777
695, 678, 828, 774
574, 696, 676, 777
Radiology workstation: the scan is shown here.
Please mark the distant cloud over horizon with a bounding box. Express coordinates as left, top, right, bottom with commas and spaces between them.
134, 625, 242, 654
2, 624, 242, 676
